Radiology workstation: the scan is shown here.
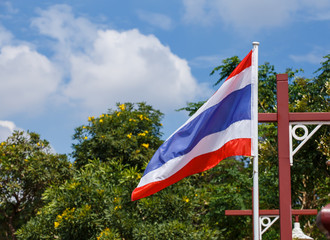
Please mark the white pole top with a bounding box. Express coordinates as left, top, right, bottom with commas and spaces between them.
252, 42, 260, 46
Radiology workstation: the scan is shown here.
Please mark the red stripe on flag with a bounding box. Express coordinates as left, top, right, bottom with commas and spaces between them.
131, 138, 251, 201
226, 50, 252, 81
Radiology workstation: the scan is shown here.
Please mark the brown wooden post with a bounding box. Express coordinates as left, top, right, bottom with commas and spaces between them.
277, 74, 292, 239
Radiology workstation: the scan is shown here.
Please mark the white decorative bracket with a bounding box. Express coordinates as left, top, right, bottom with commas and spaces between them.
260, 215, 279, 239
289, 122, 329, 166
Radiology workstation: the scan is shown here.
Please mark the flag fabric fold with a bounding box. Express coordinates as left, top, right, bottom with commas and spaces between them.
132, 50, 254, 201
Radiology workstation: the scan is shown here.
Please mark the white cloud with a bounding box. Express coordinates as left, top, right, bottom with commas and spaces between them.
0, 45, 61, 117
32, 5, 97, 46
298, 0, 330, 21
189, 55, 223, 68
31, 4, 98, 71
0, 24, 13, 46
0, 1, 19, 18
289, 52, 324, 65
0, 120, 15, 132
0, 3, 210, 127
0, 120, 19, 141
137, 10, 173, 30
30, 5, 208, 116
64, 29, 206, 114
182, 0, 218, 26
182, 0, 330, 33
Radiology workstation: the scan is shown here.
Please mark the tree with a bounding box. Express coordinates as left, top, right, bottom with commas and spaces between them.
17, 159, 225, 240
17, 103, 224, 239
0, 131, 72, 240
71, 102, 163, 169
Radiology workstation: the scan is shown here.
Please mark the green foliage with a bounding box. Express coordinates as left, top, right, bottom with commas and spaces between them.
15, 54, 330, 239
16, 159, 224, 240
0, 131, 72, 240
210, 56, 241, 86
17, 102, 254, 239
176, 101, 205, 116
258, 62, 277, 113
205, 159, 253, 239
16, 160, 131, 239
71, 102, 163, 169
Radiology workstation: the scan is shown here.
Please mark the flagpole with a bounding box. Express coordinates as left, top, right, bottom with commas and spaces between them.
252, 41, 260, 240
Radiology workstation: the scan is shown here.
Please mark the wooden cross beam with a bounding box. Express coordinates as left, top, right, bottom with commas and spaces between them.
225, 209, 318, 216
226, 74, 330, 239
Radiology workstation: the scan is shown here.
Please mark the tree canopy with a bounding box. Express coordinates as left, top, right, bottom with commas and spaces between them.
71, 102, 163, 170
5, 54, 329, 240
0, 131, 72, 240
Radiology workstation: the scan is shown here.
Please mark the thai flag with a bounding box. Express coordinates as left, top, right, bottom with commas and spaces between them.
132, 50, 255, 201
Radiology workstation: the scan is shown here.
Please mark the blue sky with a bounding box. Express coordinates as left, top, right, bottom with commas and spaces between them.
0, 0, 329, 155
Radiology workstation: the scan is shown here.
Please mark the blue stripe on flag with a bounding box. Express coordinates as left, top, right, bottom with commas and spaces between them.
143, 84, 251, 176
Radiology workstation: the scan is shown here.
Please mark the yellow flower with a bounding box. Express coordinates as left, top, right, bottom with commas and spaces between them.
69, 163, 72, 168
37, 142, 40, 146
142, 143, 149, 149
84, 204, 91, 211
139, 114, 144, 120
99, 119, 103, 123
88, 116, 94, 121
183, 197, 189, 203
117, 112, 121, 117
97, 228, 111, 240
138, 132, 146, 137
1, 142, 5, 146
12, 145, 15, 148
144, 130, 149, 134
84, 136, 88, 140
99, 114, 104, 118
97, 189, 105, 195
127, 133, 132, 139
24, 159, 28, 162
119, 104, 126, 111
82, 126, 86, 129
69, 182, 80, 189
54, 221, 60, 228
